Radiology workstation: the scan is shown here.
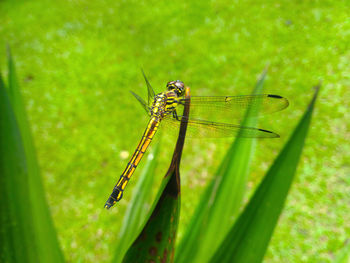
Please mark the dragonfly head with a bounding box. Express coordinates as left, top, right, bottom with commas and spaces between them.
167, 80, 185, 96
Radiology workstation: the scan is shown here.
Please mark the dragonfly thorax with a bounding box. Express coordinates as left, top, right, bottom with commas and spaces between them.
150, 91, 180, 119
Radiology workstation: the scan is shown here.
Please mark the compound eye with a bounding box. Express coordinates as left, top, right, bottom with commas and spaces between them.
167, 80, 184, 93
175, 81, 184, 89
167, 80, 174, 85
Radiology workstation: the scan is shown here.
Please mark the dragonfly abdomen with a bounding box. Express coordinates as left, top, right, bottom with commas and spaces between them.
104, 117, 160, 209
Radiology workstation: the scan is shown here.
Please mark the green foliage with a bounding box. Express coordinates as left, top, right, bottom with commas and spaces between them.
0, 52, 323, 263
175, 70, 267, 263
1, 1, 348, 261
118, 76, 318, 263
0, 59, 36, 263
121, 173, 179, 263
210, 87, 319, 263
0, 50, 64, 262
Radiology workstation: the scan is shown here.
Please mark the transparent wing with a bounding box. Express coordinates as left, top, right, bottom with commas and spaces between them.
130, 91, 151, 115
162, 117, 279, 138
176, 94, 289, 123
141, 69, 155, 106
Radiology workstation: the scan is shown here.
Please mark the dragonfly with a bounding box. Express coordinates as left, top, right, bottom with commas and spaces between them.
104, 73, 289, 209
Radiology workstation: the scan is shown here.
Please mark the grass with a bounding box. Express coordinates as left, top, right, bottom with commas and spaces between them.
0, 0, 349, 262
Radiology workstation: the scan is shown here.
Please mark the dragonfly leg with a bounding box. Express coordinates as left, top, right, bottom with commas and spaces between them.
178, 100, 185, 106
173, 110, 180, 121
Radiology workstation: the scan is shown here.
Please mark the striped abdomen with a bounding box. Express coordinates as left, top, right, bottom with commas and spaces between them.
104, 117, 160, 209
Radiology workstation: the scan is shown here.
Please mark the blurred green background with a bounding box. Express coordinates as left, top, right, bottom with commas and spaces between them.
1, 0, 349, 262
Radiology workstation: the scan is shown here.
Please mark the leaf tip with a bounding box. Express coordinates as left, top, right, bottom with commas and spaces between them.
259, 69, 268, 82
309, 83, 321, 109
6, 43, 13, 60
263, 63, 270, 73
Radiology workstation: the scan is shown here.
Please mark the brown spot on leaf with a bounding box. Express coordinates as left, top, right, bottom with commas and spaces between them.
156, 231, 162, 242
171, 248, 175, 261
149, 246, 157, 257
161, 249, 168, 263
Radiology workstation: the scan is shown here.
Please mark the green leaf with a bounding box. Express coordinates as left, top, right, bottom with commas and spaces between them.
0, 68, 38, 262
0, 48, 64, 262
122, 87, 190, 263
121, 170, 180, 263
0, 69, 5, 89
112, 143, 160, 263
175, 70, 272, 263
209, 86, 319, 263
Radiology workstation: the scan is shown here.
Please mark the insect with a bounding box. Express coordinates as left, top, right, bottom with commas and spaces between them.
104, 73, 289, 209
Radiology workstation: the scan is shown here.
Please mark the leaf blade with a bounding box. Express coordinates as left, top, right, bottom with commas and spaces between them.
209, 86, 319, 263
0, 69, 38, 262
3, 48, 64, 262
175, 70, 269, 263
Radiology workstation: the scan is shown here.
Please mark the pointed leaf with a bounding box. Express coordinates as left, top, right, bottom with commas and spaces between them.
210, 86, 319, 263
5, 48, 64, 262
121, 170, 180, 263
0, 70, 38, 262
175, 70, 271, 263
